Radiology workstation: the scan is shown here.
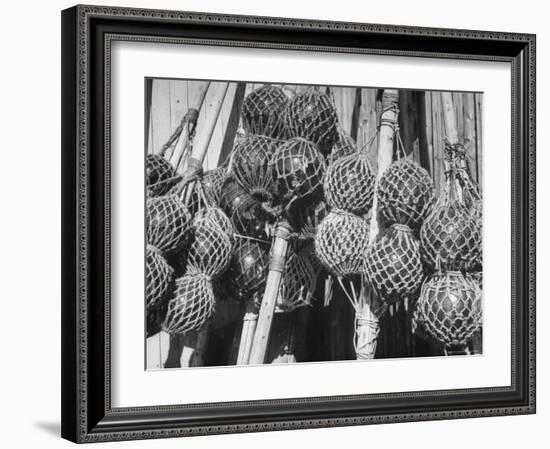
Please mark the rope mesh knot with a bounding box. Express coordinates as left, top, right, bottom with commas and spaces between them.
466, 271, 483, 290
413, 271, 482, 348
228, 238, 270, 300
231, 134, 281, 202
146, 195, 191, 254
420, 198, 482, 271
288, 200, 328, 241
285, 90, 338, 155
202, 166, 228, 209
242, 85, 289, 139
146, 246, 174, 308
185, 207, 235, 279
328, 132, 357, 164
271, 137, 326, 209
221, 177, 272, 239
324, 152, 376, 216
377, 158, 435, 229
276, 247, 317, 312
365, 224, 423, 304
314, 211, 370, 277
163, 273, 215, 334
146, 154, 178, 197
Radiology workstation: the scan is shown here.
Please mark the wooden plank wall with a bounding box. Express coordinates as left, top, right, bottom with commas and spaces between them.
145, 81, 483, 367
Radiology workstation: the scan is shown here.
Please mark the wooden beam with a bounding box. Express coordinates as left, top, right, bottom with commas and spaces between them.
248, 221, 294, 365
355, 89, 399, 360
218, 82, 246, 166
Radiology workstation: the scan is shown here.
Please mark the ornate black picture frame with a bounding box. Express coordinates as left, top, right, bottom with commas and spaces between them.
61, 4, 536, 443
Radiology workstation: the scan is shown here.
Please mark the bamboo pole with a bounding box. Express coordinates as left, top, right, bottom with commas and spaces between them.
236, 300, 260, 365
248, 220, 293, 365
182, 83, 230, 206
168, 82, 210, 172
355, 89, 399, 360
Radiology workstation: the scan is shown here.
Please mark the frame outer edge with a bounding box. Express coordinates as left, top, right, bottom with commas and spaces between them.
61, 5, 80, 444
68, 5, 537, 442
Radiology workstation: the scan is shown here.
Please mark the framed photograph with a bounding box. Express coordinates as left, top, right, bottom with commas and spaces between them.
61, 4, 536, 443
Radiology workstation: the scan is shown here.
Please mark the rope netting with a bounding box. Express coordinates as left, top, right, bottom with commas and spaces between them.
413, 270, 482, 349
288, 200, 328, 242
192, 206, 235, 239
146, 246, 174, 308
201, 166, 228, 209
285, 90, 339, 155
146, 154, 179, 197
231, 134, 281, 202
221, 176, 273, 239
242, 85, 289, 139
227, 237, 270, 301
296, 242, 323, 278
466, 271, 483, 290
276, 248, 317, 313
146, 195, 191, 254
365, 224, 424, 304
185, 207, 235, 279
327, 131, 357, 164
314, 210, 370, 277
324, 151, 376, 216
163, 272, 216, 334
420, 192, 482, 272
377, 158, 435, 230
270, 137, 326, 210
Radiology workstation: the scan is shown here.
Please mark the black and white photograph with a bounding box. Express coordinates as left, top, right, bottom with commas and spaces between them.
55, 3, 536, 444
145, 79, 484, 369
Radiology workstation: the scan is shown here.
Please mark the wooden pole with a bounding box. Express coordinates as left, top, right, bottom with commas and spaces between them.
161, 82, 231, 369
355, 89, 399, 360
248, 220, 293, 365
369, 89, 398, 240
183, 82, 230, 206
168, 82, 210, 172
440, 92, 464, 203
236, 300, 259, 365
180, 82, 235, 367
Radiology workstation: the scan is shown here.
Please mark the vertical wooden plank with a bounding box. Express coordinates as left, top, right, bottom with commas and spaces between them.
218, 82, 246, 165
452, 92, 465, 144
146, 334, 161, 369
463, 93, 478, 184
147, 112, 154, 156
332, 87, 357, 135
189, 82, 230, 172
398, 90, 419, 159
190, 82, 234, 170
356, 88, 378, 171
163, 80, 189, 160
146, 331, 170, 369
431, 92, 444, 197
205, 83, 233, 169
169, 79, 190, 131
150, 79, 172, 154
145, 79, 153, 155
418, 91, 434, 176
475, 93, 483, 191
